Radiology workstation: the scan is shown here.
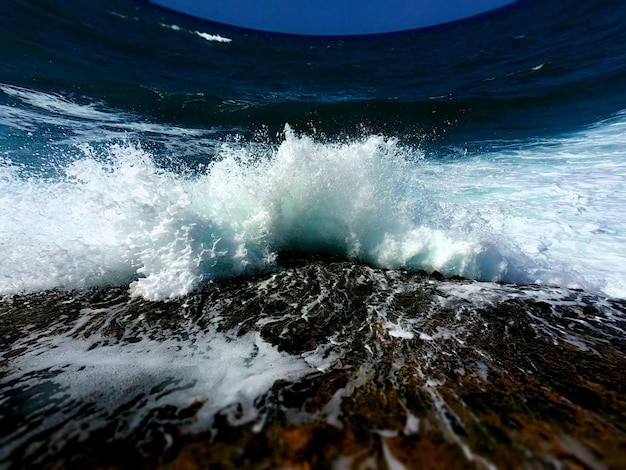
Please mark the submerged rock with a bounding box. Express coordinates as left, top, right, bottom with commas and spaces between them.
1, 258, 626, 469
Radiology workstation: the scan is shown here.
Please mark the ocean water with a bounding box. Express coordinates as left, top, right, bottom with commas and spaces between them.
2, 0, 626, 301
3, 2, 626, 466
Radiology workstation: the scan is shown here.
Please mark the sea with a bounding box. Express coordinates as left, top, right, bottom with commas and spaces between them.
1, 0, 626, 301
2, 0, 626, 466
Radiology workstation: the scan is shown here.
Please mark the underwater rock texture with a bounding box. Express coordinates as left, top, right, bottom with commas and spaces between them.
2, 256, 626, 469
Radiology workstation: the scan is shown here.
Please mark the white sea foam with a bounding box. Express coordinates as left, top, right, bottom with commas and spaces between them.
0, 83, 208, 143
1, 116, 626, 300
195, 31, 232, 43
158, 22, 232, 42
0, 84, 119, 122
0, 316, 314, 459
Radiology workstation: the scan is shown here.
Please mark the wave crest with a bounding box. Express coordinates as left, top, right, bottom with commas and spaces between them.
0, 128, 552, 300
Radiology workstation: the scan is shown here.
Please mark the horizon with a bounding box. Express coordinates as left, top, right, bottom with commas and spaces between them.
148, 0, 517, 36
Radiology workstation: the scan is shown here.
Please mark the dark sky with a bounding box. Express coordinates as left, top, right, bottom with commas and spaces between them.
149, 0, 517, 35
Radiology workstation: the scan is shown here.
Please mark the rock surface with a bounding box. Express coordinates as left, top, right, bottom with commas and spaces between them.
2, 256, 626, 469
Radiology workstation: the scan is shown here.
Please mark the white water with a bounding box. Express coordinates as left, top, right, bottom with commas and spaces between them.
1, 85, 626, 299
0, 309, 317, 461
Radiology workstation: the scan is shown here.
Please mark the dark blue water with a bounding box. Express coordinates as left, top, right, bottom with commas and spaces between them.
2, 0, 625, 141
1, 0, 626, 299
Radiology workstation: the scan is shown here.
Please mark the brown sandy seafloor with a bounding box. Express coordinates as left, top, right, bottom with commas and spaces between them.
1, 253, 626, 469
